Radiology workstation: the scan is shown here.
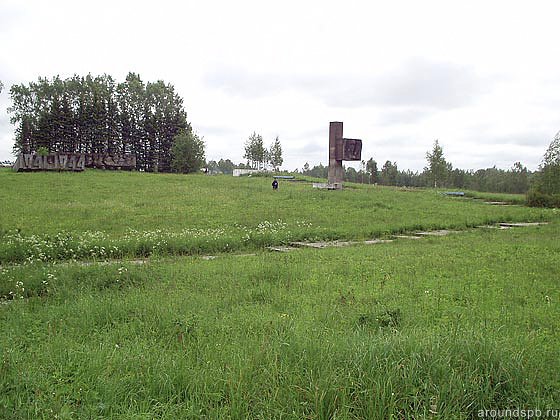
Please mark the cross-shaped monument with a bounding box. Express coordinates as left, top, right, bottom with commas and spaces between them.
327, 121, 362, 189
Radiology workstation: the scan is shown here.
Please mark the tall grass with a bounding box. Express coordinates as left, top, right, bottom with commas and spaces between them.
1, 222, 558, 418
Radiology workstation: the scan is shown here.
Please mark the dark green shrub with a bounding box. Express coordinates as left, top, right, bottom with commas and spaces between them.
527, 189, 560, 208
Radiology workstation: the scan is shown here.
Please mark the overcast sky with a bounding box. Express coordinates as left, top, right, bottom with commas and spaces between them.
1, 0, 559, 171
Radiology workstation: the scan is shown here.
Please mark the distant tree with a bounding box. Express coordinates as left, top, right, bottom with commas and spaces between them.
144, 79, 188, 172
257, 143, 267, 169
7, 73, 189, 171
366, 158, 378, 184
543, 131, 560, 166
380, 161, 398, 185
244, 132, 266, 169
425, 140, 452, 188
470, 166, 511, 192
528, 131, 560, 206
308, 163, 328, 179
397, 169, 422, 187
302, 162, 310, 174
207, 160, 219, 174
344, 166, 358, 182
217, 158, 235, 174
359, 160, 366, 183
170, 129, 205, 173
243, 133, 253, 168
0, 81, 3, 93
508, 162, 529, 194
268, 136, 283, 171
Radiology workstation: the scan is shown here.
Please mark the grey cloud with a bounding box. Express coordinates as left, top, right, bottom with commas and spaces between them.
294, 127, 327, 139
369, 136, 428, 150
463, 128, 554, 148
196, 124, 238, 137
206, 58, 488, 111
297, 142, 323, 153
285, 141, 325, 162
359, 58, 484, 109
489, 132, 552, 148
0, 5, 24, 34
204, 69, 289, 98
0, 114, 11, 130
370, 137, 410, 148
375, 107, 433, 126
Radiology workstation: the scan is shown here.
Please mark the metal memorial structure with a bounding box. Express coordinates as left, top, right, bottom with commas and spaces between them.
327, 121, 362, 189
85, 154, 136, 170
13, 153, 86, 171
13, 153, 136, 172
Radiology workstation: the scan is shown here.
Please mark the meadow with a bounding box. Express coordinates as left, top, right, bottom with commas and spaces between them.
0, 169, 548, 264
0, 169, 558, 419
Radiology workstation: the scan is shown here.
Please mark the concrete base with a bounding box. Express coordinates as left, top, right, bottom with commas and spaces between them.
313, 182, 342, 190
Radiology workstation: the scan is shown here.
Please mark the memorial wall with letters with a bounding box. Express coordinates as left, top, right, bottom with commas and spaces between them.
13, 153, 136, 172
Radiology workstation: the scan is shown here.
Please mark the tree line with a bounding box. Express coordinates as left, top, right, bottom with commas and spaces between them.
528, 131, 560, 206
243, 132, 283, 171
8, 73, 190, 172
301, 160, 531, 194
301, 140, 531, 194
202, 132, 284, 175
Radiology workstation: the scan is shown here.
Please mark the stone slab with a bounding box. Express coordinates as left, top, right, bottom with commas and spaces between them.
499, 222, 548, 227
484, 201, 513, 206
363, 239, 393, 244
393, 235, 423, 240
415, 230, 458, 237
267, 246, 297, 252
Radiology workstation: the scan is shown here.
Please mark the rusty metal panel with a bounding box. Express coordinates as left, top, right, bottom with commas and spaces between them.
342, 139, 362, 161
85, 154, 136, 170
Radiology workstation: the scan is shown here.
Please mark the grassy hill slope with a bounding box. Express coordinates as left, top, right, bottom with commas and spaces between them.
0, 169, 550, 263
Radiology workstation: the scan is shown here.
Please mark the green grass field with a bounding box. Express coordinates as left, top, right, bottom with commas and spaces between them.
1, 170, 559, 419
0, 169, 549, 264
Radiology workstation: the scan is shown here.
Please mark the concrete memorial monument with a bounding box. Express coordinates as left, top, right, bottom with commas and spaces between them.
327, 121, 362, 189
13, 153, 136, 172
84, 153, 136, 170
13, 153, 86, 171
